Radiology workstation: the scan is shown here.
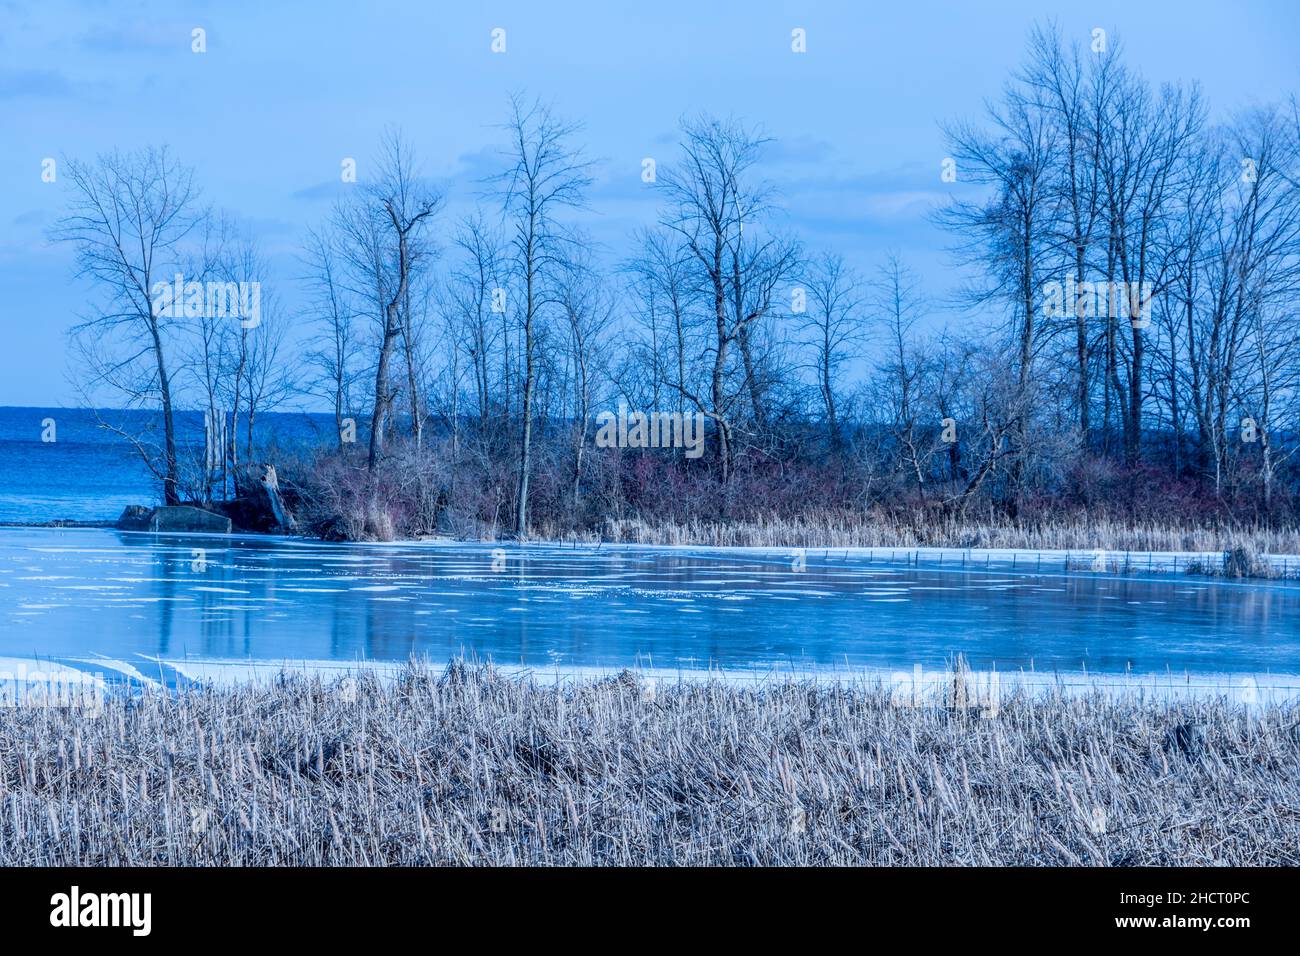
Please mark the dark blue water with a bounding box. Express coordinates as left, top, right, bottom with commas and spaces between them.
0, 406, 333, 523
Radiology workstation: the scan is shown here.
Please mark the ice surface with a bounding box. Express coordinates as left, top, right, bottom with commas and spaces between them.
1, 527, 1299, 681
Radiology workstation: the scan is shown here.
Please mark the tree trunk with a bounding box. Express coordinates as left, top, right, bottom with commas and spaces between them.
152, 324, 180, 506
515, 225, 537, 539
1074, 244, 1090, 450
368, 320, 398, 470
711, 238, 731, 482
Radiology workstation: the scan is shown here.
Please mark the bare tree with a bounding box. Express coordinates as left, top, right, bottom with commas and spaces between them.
447, 213, 507, 427
1021, 24, 1105, 450
182, 213, 238, 501
800, 252, 865, 448
496, 95, 593, 538
374, 133, 441, 468
1097, 68, 1204, 462
627, 227, 704, 417
362, 132, 442, 470
1229, 108, 1300, 506
657, 115, 797, 479
57, 147, 208, 505
302, 226, 359, 450
216, 234, 271, 484
240, 286, 294, 464
872, 255, 936, 492
557, 245, 614, 506
938, 89, 1056, 508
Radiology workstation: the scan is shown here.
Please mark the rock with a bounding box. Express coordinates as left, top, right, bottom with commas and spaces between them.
148, 505, 232, 534
213, 496, 275, 533
115, 505, 153, 531
205, 464, 299, 533
118, 504, 232, 533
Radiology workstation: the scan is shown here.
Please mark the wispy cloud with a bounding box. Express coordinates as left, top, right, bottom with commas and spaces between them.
78, 21, 197, 54
290, 180, 345, 203
0, 67, 73, 99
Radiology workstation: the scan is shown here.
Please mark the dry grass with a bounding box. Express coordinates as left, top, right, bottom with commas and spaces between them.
1, 662, 1297, 866
542, 513, 1300, 558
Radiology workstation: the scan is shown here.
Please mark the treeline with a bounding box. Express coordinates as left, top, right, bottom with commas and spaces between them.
57, 26, 1300, 541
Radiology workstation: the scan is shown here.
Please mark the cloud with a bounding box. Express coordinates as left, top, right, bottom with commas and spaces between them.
442, 145, 505, 184
240, 215, 297, 238
290, 180, 345, 202
11, 209, 50, 227
0, 68, 73, 99
785, 159, 935, 194
761, 135, 835, 166
585, 159, 659, 204
79, 21, 195, 54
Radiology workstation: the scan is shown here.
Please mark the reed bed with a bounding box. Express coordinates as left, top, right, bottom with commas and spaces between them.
1, 663, 1297, 866
583, 514, 1300, 556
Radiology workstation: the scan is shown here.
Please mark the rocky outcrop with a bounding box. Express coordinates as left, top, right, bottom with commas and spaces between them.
114, 462, 296, 536
212, 464, 298, 533
116, 505, 233, 534
115, 505, 154, 531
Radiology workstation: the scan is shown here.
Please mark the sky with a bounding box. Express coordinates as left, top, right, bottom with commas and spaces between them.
1, 0, 1297, 406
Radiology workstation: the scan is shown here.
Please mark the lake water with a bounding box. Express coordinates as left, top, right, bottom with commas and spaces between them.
2, 527, 1298, 680
0, 406, 333, 524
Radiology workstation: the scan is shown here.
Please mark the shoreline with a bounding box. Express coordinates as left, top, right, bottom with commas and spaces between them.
5, 653, 1299, 707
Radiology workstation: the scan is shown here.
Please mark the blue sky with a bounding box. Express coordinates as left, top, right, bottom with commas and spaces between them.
1, 0, 1297, 406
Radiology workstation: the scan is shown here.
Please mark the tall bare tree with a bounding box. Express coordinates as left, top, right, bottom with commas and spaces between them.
302, 226, 360, 450
557, 245, 614, 506
364, 131, 442, 471
800, 252, 865, 449
872, 255, 934, 492
57, 147, 208, 505
1021, 24, 1106, 450
657, 116, 797, 479
496, 95, 592, 538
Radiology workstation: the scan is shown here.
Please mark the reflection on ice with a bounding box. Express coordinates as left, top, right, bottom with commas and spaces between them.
1, 527, 1299, 682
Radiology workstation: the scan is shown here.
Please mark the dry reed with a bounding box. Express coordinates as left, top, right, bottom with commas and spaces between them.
1, 662, 1296, 866
572, 514, 1300, 555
